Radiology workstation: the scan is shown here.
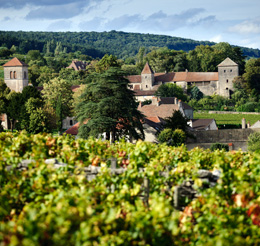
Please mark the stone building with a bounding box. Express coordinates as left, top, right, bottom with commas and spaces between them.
3, 57, 28, 92
127, 57, 239, 99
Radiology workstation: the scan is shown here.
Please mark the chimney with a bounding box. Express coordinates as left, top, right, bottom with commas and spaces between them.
138, 101, 143, 108
174, 97, 178, 104
242, 118, 246, 129
178, 99, 182, 108
247, 121, 251, 128
151, 97, 161, 106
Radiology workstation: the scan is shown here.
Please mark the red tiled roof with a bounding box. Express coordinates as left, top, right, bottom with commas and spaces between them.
64, 122, 79, 135
146, 116, 162, 123
134, 90, 157, 96
141, 62, 154, 74
186, 72, 218, 82
71, 85, 80, 92
138, 104, 179, 119
3, 57, 28, 67
67, 60, 87, 71
127, 75, 141, 83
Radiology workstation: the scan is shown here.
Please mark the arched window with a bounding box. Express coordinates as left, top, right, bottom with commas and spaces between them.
10, 71, 13, 79
24, 71, 27, 79
13, 71, 17, 79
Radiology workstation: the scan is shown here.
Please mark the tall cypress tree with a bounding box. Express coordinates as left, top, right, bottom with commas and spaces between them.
76, 67, 144, 142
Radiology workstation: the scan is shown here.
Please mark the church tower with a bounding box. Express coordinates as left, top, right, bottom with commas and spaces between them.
217, 57, 239, 98
3, 57, 28, 92
141, 62, 154, 90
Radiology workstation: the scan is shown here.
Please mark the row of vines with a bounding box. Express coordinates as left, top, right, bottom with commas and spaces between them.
1, 131, 260, 245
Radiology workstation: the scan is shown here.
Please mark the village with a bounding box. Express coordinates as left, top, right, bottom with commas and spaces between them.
1, 55, 260, 151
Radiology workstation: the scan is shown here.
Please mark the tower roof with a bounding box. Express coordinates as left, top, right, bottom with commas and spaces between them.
217, 57, 238, 67
3, 57, 28, 67
141, 62, 154, 74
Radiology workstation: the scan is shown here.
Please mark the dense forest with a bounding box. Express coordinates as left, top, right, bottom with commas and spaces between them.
0, 30, 260, 59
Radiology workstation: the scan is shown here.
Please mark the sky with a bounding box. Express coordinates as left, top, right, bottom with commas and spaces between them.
0, 0, 260, 49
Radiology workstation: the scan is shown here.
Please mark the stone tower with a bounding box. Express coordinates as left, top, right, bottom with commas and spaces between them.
3, 57, 29, 92
141, 62, 154, 90
217, 57, 239, 98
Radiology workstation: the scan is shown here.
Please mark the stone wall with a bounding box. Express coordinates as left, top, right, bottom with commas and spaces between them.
186, 128, 260, 151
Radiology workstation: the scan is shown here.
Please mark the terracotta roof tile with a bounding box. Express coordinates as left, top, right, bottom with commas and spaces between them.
186, 72, 218, 82
138, 104, 179, 119
141, 62, 154, 74
127, 75, 141, 83
3, 57, 28, 67
134, 90, 157, 96
64, 122, 79, 135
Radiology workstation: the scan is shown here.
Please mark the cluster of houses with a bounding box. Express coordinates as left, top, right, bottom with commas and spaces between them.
1, 57, 242, 144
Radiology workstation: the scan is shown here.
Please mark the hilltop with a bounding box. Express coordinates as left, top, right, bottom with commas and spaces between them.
0, 30, 259, 59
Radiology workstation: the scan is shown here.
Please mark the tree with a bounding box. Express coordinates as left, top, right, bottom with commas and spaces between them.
164, 110, 189, 132
248, 132, 260, 152
95, 54, 120, 73
190, 86, 203, 101
155, 83, 187, 101
25, 97, 49, 133
158, 128, 186, 147
42, 78, 73, 131
6, 92, 22, 131
76, 67, 144, 142
243, 58, 260, 93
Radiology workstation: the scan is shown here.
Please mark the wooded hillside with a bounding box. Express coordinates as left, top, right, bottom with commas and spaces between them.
0, 30, 259, 59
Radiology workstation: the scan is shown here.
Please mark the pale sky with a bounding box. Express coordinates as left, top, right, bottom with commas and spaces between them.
0, 0, 260, 49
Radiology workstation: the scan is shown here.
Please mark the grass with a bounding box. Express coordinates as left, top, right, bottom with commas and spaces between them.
194, 112, 260, 126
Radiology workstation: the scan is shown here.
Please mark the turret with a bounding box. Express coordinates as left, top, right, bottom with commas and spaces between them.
141, 62, 154, 90
217, 57, 239, 98
3, 57, 29, 92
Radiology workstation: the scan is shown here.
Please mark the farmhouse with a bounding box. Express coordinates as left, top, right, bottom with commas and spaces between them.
128, 57, 239, 99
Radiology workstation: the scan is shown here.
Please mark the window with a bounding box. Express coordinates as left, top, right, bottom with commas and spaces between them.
230, 69, 232, 72
13, 71, 17, 79
24, 71, 27, 79
226, 79, 229, 83
224, 70, 226, 73
146, 85, 148, 88
226, 88, 229, 90
10, 71, 13, 79
70, 120, 73, 126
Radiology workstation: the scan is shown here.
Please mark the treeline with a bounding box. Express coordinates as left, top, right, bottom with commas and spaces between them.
0, 30, 260, 59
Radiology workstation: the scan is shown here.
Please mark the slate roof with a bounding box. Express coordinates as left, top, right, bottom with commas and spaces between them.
3, 57, 28, 67
134, 90, 157, 96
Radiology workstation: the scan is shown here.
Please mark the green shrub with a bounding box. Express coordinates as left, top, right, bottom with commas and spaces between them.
158, 128, 186, 147
248, 132, 260, 152
210, 142, 229, 151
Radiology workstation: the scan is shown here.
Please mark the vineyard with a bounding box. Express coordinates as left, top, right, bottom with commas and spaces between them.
1, 131, 260, 245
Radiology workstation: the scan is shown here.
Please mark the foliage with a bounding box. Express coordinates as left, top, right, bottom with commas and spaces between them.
0, 30, 258, 61
1, 132, 260, 245
248, 132, 260, 152
243, 58, 260, 94
155, 83, 188, 101
190, 86, 203, 100
158, 128, 186, 146
210, 142, 229, 151
95, 54, 121, 73
42, 77, 73, 126
76, 67, 144, 142
164, 110, 189, 132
